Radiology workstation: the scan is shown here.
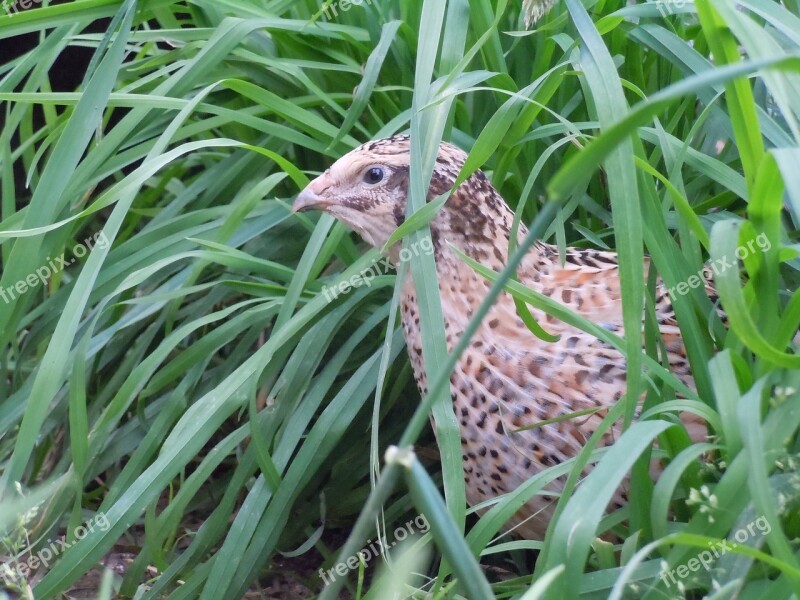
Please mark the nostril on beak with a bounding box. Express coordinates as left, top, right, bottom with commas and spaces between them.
308, 174, 332, 195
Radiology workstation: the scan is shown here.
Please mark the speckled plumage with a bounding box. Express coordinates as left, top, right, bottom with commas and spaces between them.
293, 135, 708, 538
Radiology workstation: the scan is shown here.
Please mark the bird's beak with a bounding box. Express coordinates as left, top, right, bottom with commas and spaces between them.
292, 172, 334, 214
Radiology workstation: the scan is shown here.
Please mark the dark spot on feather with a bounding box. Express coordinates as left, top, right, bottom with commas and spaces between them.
393, 203, 405, 226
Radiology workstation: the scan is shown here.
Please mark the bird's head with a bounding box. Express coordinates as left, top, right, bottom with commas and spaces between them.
294, 135, 470, 246
292, 134, 516, 264
292, 134, 417, 249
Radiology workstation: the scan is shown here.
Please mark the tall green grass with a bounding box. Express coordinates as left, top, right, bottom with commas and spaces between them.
0, 0, 798, 598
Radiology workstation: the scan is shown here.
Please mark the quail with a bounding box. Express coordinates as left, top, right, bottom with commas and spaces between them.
292, 135, 708, 537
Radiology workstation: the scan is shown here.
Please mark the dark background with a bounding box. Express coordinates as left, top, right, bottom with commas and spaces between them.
1, 1, 110, 192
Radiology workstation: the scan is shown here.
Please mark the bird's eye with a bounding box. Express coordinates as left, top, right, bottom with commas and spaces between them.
363, 167, 384, 184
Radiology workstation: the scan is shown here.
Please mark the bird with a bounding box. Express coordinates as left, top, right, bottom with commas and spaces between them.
291, 134, 708, 538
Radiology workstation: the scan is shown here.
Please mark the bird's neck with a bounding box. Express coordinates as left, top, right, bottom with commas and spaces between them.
398, 184, 557, 341
429, 183, 532, 270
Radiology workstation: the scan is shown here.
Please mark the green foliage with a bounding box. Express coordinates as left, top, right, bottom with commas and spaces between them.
0, 0, 798, 598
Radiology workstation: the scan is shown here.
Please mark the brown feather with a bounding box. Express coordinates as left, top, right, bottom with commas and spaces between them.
294, 136, 715, 538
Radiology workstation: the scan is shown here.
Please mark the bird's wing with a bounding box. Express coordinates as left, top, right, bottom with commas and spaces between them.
516, 242, 628, 326
516, 243, 722, 337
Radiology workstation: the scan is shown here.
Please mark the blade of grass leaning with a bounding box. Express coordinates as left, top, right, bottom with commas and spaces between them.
737, 380, 800, 586
2, 2, 799, 599
406, 0, 465, 532
539, 420, 675, 598
561, 0, 643, 433
695, 0, 764, 187
388, 445, 495, 599
328, 20, 403, 149
0, 0, 137, 495
710, 221, 800, 368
